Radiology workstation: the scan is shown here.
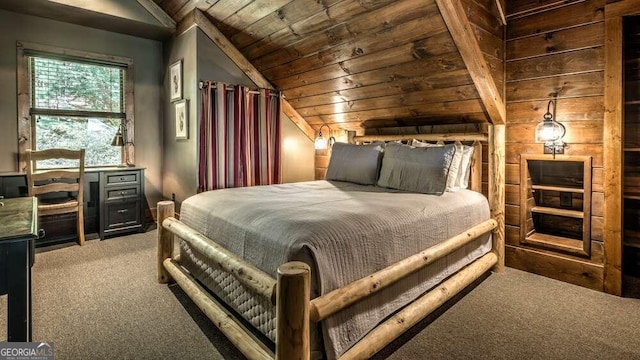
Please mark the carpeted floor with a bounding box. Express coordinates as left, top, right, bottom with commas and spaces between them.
2, 231, 640, 360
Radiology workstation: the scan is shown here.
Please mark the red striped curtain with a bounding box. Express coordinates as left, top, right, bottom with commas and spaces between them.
198, 81, 281, 192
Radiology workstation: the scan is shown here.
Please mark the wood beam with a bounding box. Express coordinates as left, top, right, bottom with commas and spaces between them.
281, 101, 316, 140
602, 16, 624, 295
186, 9, 315, 140
495, 0, 507, 25
436, 0, 506, 125
173, 0, 215, 23
136, 0, 176, 28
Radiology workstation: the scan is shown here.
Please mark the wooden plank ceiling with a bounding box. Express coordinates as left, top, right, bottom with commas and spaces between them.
155, 0, 504, 131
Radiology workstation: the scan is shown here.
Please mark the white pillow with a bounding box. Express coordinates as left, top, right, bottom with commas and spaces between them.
412, 139, 463, 192
456, 145, 475, 189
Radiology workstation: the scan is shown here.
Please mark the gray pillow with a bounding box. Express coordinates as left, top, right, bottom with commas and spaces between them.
377, 142, 456, 195
412, 139, 463, 192
325, 142, 384, 185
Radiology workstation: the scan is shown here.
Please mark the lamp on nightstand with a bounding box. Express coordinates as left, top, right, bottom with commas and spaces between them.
535, 99, 566, 157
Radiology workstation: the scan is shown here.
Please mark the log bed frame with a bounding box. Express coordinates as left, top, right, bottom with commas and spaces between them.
156, 126, 506, 360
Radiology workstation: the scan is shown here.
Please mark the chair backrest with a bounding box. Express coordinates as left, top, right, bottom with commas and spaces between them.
26, 149, 85, 203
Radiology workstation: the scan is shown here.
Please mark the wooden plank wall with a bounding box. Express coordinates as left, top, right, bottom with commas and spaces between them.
505, 0, 606, 290
316, 147, 330, 181
314, 0, 504, 180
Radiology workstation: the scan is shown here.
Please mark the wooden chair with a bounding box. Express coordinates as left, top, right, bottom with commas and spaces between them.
26, 149, 86, 246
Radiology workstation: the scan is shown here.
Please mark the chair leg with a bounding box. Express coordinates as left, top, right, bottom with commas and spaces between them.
77, 207, 85, 246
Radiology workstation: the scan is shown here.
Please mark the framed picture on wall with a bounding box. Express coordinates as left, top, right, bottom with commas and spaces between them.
175, 99, 188, 140
170, 59, 183, 102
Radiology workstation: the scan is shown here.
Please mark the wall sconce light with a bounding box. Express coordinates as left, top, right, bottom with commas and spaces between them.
535, 99, 566, 157
315, 124, 335, 150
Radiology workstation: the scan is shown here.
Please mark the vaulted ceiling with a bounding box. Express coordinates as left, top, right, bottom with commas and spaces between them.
0, 0, 506, 134
155, 0, 505, 133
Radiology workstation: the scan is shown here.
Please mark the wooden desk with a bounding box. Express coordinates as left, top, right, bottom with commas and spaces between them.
0, 167, 145, 244
0, 197, 38, 342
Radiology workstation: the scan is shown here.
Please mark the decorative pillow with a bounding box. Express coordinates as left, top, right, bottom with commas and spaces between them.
411, 139, 441, 147
325, 142, 384, 185
412, 139, 463, 192
377, 142, 456, 195
457, 145, 475, 189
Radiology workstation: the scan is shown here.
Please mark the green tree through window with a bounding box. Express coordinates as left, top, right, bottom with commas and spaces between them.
31, 56, 125, 168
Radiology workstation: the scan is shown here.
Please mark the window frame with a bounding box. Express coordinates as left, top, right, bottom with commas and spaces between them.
17, 42, 135, 171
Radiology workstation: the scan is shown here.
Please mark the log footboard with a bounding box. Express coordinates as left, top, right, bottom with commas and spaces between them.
157, 129, 504, 360
157, 202, 499, 360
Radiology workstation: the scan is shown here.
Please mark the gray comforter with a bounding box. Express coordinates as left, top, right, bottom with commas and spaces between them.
179, 180, 491, 359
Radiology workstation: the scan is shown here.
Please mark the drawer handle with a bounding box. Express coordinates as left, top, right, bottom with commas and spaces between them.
117, 209, 128, 214
120, 191, 126, 195
120, 177, 125, 181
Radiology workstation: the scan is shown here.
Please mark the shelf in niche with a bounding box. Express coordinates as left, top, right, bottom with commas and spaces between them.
531, 184, 584, 193
531, 206, 584, 219
525, 232, 586, 256
624, 148, 640, 152
626, 100, 640, 105
520, 155, 591, 258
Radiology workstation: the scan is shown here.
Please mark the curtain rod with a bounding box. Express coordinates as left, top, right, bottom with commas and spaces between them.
198, 81, 279, 96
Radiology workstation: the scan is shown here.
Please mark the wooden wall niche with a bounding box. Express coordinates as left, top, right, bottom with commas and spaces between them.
505, 0, 606, 291
520, 155, 592, 257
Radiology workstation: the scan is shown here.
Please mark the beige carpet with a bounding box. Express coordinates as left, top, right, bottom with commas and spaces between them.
2, 231, 640, 360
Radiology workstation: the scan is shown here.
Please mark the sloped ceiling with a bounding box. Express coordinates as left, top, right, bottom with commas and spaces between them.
159, 0, 505, 131
0, 0, 175, 40
0, 0, 506, 132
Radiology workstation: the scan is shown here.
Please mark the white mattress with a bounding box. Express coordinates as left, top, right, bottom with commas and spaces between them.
179, 180, 491, 359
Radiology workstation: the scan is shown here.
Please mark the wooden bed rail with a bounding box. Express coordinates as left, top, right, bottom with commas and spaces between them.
309, 218, 497, 322
352, 132, 488, 143
157, 201, 277, 302
340, 252, 498, 360
157, 199, 502, 360
163, 258, 275, 360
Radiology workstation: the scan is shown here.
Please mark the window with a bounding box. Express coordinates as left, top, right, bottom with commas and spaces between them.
17, 42, 134, 170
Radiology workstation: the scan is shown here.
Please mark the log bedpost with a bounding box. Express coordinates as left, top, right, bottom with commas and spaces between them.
489, 124, 505, 272
347, 130, 356, 144
471, 140, 483, 193
276, 261, 310, 360
157, 200, 175, 283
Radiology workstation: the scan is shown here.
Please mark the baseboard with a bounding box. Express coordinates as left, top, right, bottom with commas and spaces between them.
506, 245, 604, 291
